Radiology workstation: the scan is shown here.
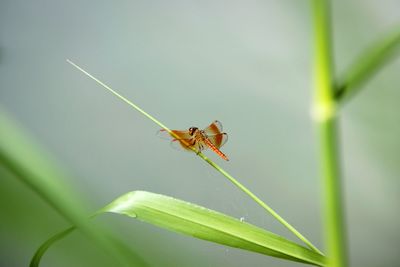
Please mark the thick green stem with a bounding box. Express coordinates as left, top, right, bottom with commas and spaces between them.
319, 120, 346, 267
312, 1, 347, 267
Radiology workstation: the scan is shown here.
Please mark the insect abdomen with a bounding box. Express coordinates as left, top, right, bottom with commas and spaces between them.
204, 139, 229, 161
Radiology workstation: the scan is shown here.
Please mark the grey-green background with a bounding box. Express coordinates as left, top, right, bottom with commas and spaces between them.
1, 0, 399, 266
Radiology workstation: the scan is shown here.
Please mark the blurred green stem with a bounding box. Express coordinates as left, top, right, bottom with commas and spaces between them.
312, 1, 347, 267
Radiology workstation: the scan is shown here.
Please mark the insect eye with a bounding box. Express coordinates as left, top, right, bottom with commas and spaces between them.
189, 127, 196, 135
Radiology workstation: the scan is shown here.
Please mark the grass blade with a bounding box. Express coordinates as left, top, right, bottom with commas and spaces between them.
30, 227, 76, 267
103, 191, 326, 265
0, 109, 147, 267
335, 28, 400, 102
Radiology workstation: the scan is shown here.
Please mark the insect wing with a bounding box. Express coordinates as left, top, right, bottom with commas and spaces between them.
157, 129, 191, 140
207, 133, 228, 149
157, 129, 197, 151
171, 138, 199, 151
203, 120, 223, 136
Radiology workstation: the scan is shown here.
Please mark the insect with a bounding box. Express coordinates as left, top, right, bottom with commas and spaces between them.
158, 120, 229, 161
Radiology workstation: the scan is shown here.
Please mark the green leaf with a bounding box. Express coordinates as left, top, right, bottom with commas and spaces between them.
104, 191, 326, 265
0, 109, 147, 267
335, 29, 400, 102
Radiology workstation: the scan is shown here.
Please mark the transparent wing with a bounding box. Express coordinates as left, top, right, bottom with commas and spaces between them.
157, 129, 199, 152
203, 120, 223, 136
157, 129, 191, 140
207, 133, 228, 149
170, 138, 202, 152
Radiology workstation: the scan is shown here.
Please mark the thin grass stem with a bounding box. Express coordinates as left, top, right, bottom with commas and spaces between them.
66, 59, 323, 255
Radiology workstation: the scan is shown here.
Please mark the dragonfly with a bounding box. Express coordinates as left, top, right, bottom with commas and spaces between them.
158, 120, 229, 161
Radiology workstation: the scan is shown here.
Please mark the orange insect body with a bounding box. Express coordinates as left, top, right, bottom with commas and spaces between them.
204, 138, 229, 161
158, 120, 229, 161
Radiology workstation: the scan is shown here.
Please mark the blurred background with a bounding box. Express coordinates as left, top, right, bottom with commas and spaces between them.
1, 0, 399, 266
